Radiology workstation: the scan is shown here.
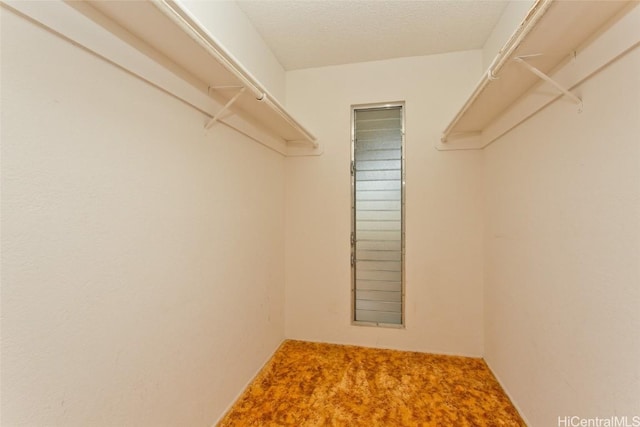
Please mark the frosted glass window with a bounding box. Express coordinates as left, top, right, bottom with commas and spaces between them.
351, 104, 404, 326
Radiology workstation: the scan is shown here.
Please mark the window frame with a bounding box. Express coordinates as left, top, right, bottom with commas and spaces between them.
350, 101, 406, 328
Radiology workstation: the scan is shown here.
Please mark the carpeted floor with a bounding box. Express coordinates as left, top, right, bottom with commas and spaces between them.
218, 340, 525, 426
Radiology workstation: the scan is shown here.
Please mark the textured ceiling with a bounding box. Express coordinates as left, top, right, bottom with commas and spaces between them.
235, 0, 509, 70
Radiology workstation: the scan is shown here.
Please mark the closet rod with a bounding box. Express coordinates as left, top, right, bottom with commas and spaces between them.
441, 0, 552, 143
155, 0, 318, 147
155, 1, 264, 102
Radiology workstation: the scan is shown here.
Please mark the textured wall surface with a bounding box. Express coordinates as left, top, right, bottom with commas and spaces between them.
483, 43, 640, 426
1, 8, 285, 426
284, 51, 485, 356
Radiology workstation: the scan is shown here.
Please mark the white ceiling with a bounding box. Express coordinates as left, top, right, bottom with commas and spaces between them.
235, 0, 510, 70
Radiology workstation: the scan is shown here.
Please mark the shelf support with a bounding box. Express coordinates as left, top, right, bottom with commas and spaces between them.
205, 86, 246, 129
513, 55, 583, 112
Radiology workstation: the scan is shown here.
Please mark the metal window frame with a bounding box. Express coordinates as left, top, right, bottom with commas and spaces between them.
350, 101, 406, 328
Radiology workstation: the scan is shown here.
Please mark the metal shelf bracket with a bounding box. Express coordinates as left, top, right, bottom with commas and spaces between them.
514, 55, 583, 112
205, 86, 246, 129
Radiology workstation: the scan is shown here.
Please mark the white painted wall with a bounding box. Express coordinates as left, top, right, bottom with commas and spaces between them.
483, 43, 640, 426
482, 0, 535, 70
284, 51, 485, 357
1, 8, 285, 426
175, 0, 286, 102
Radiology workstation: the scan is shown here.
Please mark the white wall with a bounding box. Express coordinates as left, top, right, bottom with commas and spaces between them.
482, 0, 535, 70
483, 43, 640, 426
176, 0, 286, 102
285, 51, 485, 356
1, 8, 285, 426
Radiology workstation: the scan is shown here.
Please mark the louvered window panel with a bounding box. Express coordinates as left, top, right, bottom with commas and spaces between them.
351, 104, 404, 326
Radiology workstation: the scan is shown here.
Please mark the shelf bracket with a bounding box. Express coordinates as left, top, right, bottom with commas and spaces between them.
513, 55, 583, 112
205, 86, 246, 129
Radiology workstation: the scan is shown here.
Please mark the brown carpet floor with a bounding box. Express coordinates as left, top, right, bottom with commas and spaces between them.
218, 340, 525, 426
